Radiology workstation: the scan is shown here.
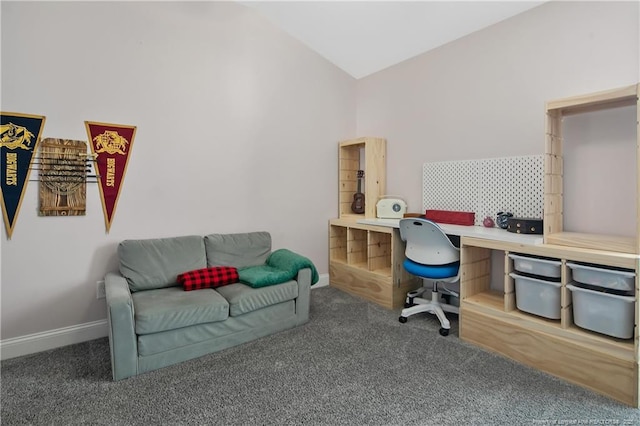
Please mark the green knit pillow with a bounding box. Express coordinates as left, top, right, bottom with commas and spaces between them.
238, 265, 292, 288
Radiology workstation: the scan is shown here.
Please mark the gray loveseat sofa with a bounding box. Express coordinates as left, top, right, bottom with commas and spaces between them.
105, 231, 315, 380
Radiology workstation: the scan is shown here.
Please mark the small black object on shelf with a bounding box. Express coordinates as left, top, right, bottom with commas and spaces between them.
496, 212, 513, 229
507, 217, 543, 235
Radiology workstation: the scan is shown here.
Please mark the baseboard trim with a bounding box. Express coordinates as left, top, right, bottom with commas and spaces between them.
0, 319, 108, 360
313, 273, 330, 289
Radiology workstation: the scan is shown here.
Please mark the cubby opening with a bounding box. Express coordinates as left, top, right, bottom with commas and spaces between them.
329, 225, 347, 263
563, 106, 637, 238
338, 137, 386, 219
347, 228, 368, 269
368, 231, 392, 277
544, 84, 639, 254
339, 144, 362, 218
461, 246, 504, 311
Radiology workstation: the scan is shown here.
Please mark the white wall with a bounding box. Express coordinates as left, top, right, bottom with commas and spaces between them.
0, 1, 356, 341
356, 0, 639, 215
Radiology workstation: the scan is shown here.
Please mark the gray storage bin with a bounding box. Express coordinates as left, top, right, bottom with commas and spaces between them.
567, 262, 635, 292
509, 253, 561, 279
567, 283, 635, 339
510, 272, 561, 319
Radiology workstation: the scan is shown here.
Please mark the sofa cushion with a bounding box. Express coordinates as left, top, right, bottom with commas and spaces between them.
131, 287, 229, 334
215, 281, 298, 317
118, 235, 206, 292
178, 266, 239, 291
204, 232, 271, 268
137, 300, 296, 357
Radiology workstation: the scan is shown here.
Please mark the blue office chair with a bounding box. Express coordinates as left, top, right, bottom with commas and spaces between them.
398, 218, 460, 336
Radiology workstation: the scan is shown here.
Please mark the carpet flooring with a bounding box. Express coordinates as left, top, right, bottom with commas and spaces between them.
2, 286, 639, 425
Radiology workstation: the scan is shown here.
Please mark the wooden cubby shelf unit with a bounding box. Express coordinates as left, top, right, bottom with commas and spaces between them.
329, 218, 420, 309
332, 137, 413, 309
544, 83, 640, 254
459, 236, 639, 406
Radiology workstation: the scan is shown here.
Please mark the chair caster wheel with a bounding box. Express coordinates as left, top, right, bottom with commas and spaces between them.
439, 328, 449, 336
399, 316, 408, 324
404, 302, 414, 308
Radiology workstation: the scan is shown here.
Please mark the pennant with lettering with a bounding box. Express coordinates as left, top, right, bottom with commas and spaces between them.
1, 112, 46, 239
85, 121, 136, 233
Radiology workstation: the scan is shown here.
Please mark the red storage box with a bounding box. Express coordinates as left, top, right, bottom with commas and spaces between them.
425, 210, 475, 226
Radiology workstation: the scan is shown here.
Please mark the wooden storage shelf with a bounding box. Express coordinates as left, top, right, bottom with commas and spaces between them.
331, 138, 416, 309
329, 218, 420, 309
338, 137, 386, 219
456, 84, 640, 406
544, 83, 640, 254
461, 239, 638, 331
460, 234, 640, 406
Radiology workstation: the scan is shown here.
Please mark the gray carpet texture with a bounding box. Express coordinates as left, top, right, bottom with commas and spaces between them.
2, 286, 640, 425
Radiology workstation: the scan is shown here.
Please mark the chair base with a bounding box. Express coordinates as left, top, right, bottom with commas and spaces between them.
399, 286, 459, 336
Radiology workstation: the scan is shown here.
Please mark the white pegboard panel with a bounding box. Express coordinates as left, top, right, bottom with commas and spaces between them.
479, 155, 543, 223
422, 160, 480, 217
423, 155, 543, 226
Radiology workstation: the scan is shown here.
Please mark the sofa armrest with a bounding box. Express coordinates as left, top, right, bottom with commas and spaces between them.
294, 267, 312, 325
105, 272, 138, 380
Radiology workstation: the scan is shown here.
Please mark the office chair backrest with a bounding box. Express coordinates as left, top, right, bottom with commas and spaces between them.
399, 218, 460, 266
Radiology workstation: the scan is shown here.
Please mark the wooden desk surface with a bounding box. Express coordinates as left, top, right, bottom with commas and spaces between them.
355, 218, 544, 245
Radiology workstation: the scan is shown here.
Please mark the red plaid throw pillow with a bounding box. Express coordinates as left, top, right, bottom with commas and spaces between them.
177, 266, 239, 291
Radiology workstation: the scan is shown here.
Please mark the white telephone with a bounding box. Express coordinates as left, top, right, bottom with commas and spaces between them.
376, 196, 407, 219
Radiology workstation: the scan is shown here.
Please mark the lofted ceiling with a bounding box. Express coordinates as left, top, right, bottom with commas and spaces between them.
241, 1, 548, 79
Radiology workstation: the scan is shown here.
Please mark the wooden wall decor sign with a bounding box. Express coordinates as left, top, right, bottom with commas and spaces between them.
37, 138, 89, 217
0, 111, 46, 239
85, 121, 136, 233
